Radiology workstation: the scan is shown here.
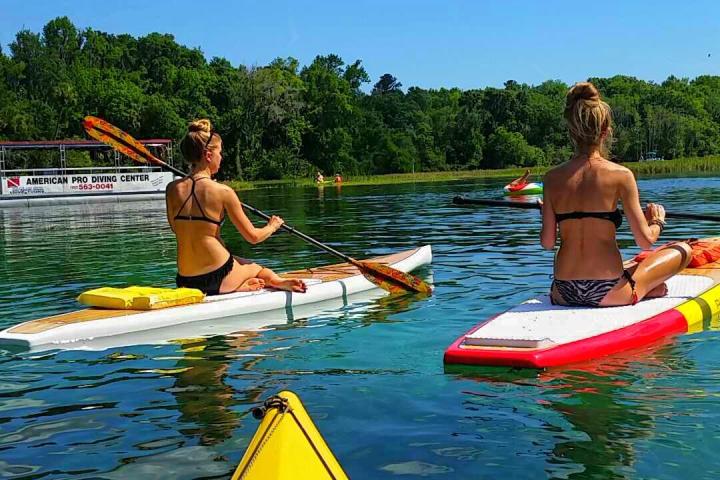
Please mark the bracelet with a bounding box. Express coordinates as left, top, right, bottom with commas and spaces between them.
648, 218, 665, 233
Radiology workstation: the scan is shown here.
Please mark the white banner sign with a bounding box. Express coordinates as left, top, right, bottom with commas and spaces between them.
1, 172, 173, 196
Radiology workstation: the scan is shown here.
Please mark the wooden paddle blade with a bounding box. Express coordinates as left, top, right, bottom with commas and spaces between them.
83, 116, 156, 165
356, 261, 432, 294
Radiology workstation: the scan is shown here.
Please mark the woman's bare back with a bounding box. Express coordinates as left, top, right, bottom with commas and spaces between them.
545, 157, 628, 280
166, 177, 230, 275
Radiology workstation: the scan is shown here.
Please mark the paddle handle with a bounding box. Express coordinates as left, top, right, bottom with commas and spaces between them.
453, 196, 720, 222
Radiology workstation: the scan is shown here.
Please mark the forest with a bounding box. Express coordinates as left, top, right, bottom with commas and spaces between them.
2, 17, 720, 180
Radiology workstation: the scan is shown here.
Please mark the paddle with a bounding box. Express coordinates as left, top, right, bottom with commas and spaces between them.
83, 116, 432, 294
453, 196, 720, 222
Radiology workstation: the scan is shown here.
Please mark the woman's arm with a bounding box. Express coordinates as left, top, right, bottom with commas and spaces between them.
540, 182, 557, 250
618, 169, 662, 250
223, 186, 282, 244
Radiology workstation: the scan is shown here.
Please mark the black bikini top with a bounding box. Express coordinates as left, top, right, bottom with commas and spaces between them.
173, 176, 224, 227
556, 209, 623, 229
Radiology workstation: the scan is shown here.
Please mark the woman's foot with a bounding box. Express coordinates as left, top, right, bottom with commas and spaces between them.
646, 282, 668, 299
237, 277, 265, 292
268, 278, 307, 293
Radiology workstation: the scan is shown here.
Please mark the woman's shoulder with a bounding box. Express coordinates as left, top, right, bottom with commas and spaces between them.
599, 158, 634, 180
600, 157, 630, 170
165, 177, 184, 194
543, 162, 570, 183
212, 182, 240, 203
214, 181, 235, 194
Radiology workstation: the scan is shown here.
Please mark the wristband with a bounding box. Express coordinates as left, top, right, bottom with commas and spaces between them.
648, 218, 665, 233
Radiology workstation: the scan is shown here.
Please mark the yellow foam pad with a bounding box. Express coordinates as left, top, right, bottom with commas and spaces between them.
77, 286, 205, 310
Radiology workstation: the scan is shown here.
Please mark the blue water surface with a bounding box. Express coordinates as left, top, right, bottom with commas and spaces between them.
1, 176, 719, 479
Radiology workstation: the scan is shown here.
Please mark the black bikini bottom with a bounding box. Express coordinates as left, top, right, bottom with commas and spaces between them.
176, 254, 235, 296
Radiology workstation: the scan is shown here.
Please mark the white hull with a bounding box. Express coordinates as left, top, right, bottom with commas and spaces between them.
0, 245, 432, 350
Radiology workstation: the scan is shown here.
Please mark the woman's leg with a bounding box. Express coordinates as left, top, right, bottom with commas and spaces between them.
220, 260, 307, 294
256, 267, 307, 293
219, 262, 265, 293
619, 262, 667, 298
601, 242, 692, 306
631, 242, 691, 300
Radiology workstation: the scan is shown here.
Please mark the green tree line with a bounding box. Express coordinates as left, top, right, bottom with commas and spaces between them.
2, 17, 720, 179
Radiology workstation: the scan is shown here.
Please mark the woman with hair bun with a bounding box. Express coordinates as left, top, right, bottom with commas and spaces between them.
540, 82, 690, 307
166, 119, 306, 295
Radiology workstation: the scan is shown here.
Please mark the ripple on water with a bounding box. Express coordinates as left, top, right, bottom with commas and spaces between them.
1, 178, 720, 479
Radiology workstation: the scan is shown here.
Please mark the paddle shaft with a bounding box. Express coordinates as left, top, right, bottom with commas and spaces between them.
453, 196, 720, 222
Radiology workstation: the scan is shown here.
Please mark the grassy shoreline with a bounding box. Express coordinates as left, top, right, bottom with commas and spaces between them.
225, 155, 720, 191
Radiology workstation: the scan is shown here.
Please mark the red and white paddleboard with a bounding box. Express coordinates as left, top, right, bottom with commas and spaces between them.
444, 239, 720, 369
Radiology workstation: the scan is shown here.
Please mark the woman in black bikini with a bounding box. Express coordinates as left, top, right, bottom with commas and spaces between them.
540, 82, 691, 307
166, 119, 306, 295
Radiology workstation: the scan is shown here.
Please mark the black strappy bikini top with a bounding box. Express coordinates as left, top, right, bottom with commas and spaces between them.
556, 209, 623, 229
173, 176, 224, 227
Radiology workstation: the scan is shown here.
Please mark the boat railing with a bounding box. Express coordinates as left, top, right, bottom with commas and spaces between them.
0, 165, 163, 176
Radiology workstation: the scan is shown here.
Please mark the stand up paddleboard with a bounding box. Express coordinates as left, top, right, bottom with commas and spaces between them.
445, 238, 720, 368
0, 246, 432, 350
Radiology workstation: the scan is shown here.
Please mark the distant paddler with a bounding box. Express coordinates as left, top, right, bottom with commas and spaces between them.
506, 169, 531, 192
502, 169, 543, 196
166, 119, 307, 295
315, 171, 325, 184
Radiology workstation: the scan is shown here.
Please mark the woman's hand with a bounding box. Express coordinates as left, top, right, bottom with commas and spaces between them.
268, 215, 284, 232
644, 203, 666, 223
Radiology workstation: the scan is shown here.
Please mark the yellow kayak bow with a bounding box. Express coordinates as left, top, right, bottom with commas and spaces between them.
232, 391, 348, 480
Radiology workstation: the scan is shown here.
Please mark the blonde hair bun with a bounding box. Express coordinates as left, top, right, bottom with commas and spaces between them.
564, 81, 612, 155
188, 119, 212, 133
567, 82, 600, 105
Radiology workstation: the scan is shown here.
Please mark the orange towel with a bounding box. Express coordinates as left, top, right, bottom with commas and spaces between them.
634, 239, 720, 267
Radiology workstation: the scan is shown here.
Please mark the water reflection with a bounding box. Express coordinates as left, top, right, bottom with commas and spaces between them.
448, 337, 693, 479
168, 334, 264, 446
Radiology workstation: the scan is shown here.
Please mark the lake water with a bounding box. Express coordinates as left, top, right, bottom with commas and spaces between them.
1, 176, 719, 479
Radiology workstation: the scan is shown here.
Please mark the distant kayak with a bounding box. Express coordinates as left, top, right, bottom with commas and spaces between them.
444, 237, 720, 368
503, 181, 543, 196
232, 391, 348, 480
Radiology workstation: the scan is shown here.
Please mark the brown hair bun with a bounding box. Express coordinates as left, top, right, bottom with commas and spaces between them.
188, 119, 212, 134
180, 119, 219, 165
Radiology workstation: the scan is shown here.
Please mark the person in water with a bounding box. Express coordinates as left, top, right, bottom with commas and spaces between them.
334, 173, 343, 184
507, 169, 531, 190
540, 82, 690, 307
316, 171, 324, 183
166, 119, 307, 295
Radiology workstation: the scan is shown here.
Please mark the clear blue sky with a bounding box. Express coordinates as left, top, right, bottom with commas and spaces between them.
1, 0, 719, 90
